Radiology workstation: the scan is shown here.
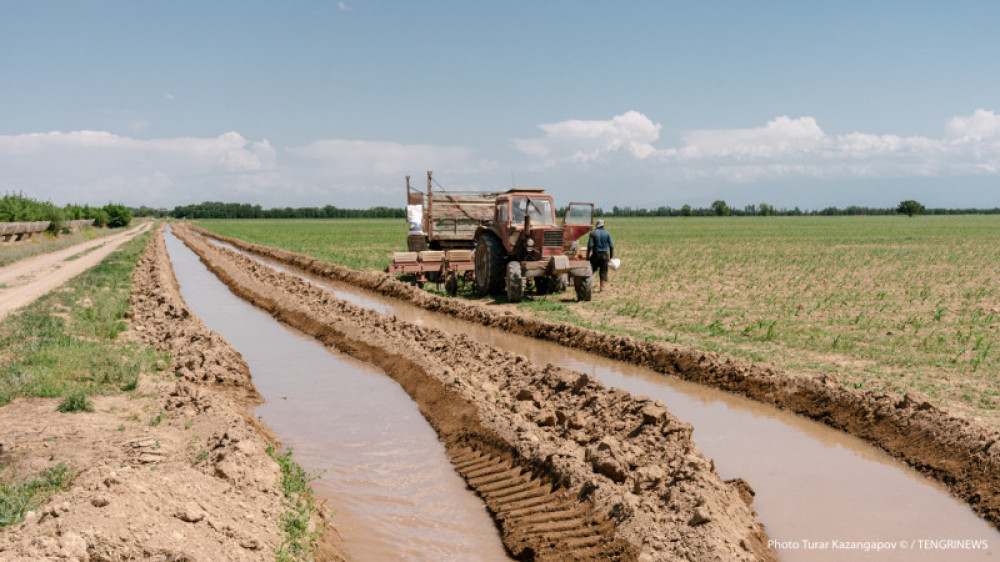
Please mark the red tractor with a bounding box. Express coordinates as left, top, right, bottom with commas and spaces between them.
474, 189, 595, 302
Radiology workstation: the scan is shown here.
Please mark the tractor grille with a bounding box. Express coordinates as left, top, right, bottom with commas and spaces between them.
543, 230, 563, 247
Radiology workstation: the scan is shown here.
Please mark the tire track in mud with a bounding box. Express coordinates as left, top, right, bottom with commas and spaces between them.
173, 224, 774, 561
453, 441, 623, 560
189, 224, 1000, 531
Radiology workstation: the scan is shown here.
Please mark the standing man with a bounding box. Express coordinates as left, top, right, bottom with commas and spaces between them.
586, 219, 614, 292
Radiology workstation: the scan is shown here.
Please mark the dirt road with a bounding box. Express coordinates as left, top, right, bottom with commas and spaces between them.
0, 224, 149, 321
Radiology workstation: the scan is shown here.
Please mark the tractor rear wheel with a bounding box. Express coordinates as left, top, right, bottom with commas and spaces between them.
506, 262, 524, 302
474, 233, 506, 296
574, 272, 593, 302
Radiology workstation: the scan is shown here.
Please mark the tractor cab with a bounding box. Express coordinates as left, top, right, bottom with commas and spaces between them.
474, 188, 596, 302
490, 189, 593, 260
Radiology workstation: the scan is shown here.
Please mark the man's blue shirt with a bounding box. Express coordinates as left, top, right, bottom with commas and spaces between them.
588, 228, 614, 257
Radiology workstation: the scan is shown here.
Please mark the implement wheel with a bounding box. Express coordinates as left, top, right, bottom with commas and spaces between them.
474, 233, 506, 296
574, 272, 593, 302
506, 262, 524, 303
536, 274, 568, 294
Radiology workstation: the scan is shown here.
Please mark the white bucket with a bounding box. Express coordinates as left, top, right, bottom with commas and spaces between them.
610, 258, 621, 270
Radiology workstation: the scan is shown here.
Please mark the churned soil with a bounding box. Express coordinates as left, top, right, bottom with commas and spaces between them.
0, 227, 345, 561
190, 223, 1000, 532
174, 223, 774, 561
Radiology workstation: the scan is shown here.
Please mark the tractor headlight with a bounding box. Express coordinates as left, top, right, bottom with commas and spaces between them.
527, 238, 535, 247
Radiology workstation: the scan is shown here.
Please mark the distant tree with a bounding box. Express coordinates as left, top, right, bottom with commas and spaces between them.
680, 204, 692, 217
711, 200, 730, 217
744, 204, 757, 216
758, 202, 775, 216
896, 200, 926, 217
103, 203, 132, 228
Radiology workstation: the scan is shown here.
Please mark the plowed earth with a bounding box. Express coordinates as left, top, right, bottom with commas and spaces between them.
189, 223, 1000, 532
172, 224, 774, 561
1, 227, 345, 561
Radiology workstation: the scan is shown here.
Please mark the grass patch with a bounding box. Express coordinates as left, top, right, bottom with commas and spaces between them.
61, 244, 102, 262
267, 443, 324, 562
0, 463, 75, 528
56, 390, 94, 413
147, 410, 166, 426
0, 231, 168, 406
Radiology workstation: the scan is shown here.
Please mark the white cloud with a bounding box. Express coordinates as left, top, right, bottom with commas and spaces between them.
514, 110, 661, 163
284, 138, 494, 200
337, 1, 350, 11
165, 93, 176, 101
0, 131, 279, 207
0, 130, 493, 208
5, 109, 1000, 211
516, 109, 1000, 182
288, 139, 476, 176
674, 116, 825, 159
946, 109, 1000, 141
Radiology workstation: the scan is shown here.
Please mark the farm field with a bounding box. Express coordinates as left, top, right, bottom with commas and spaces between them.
198, 215, 1000, 427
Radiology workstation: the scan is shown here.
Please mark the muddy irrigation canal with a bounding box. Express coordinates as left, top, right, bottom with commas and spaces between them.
167, 225, 998, 561
164, 228, 509, 560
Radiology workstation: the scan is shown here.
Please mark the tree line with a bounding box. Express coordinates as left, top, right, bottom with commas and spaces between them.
159, 202, 405, 219
592, 200, 981, 217
1, 193, 132, 232
136, 199, 988, 220
7, 194, 985, 225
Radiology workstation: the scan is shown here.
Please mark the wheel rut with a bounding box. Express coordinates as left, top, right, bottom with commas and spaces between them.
449, 440, 624, 560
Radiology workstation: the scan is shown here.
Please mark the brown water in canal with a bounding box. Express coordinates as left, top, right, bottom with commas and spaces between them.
165, 229, 511, 561
206, 236, 999, 561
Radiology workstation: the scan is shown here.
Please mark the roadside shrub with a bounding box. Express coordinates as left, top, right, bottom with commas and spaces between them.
44, 204, 65, 234
65, 203, 109, 227
91, 210, 109, 228
103, 204, 131, 228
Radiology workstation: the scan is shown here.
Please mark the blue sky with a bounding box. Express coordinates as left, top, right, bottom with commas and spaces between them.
2, 1, 999, 210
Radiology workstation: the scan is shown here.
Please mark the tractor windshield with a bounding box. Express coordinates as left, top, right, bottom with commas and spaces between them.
510, 197, 555, 226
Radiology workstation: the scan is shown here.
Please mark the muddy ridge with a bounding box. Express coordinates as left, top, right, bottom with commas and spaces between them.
175, 224, 775, 561
190, 224, 1000, 530
131, 227, 346, 560
1, 227, 345, 561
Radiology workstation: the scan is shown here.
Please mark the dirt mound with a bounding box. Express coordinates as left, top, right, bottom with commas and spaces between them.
175, 224, 774, 561
191, 223, 1000, 531
0, 227, 345, 561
